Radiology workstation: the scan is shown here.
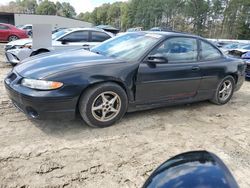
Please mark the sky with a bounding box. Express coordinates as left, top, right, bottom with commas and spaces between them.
0, 0, 128, 14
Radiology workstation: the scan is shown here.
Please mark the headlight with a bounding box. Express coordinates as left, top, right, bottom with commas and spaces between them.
21, 44, 32, 49
21, 78, 63, 90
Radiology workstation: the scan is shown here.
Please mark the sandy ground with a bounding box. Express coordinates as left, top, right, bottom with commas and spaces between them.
0, 43, 250, 188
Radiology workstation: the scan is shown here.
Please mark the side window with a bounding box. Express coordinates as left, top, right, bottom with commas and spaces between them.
200, 41, 222, 61
61, 31, 89, 42
91, 31, 111, 42
151, 37, 198, 63
0, 25, 9, 30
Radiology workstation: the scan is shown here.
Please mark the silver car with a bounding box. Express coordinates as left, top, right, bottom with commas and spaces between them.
5, 27, 114, 65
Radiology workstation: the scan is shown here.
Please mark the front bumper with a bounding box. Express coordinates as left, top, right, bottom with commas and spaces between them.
5, 48, 33, 65
5, 51, 20, 64
4, 71, 79, 120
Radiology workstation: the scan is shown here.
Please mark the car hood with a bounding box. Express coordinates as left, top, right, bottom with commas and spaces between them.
15, 49, 120, 79
7, 38, 32, 46
229, 48, 249, 53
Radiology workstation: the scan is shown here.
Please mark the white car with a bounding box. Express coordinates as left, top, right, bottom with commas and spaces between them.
17, 24, 32, 36
5, 28, 114, 65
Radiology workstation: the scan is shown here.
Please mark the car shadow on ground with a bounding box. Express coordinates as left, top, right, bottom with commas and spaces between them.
30, 100, 212, 139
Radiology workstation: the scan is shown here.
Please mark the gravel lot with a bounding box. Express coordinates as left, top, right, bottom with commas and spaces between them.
0, 43, 250, 188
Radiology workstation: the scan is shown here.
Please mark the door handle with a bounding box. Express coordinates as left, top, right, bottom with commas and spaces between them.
191, 66, 200, 71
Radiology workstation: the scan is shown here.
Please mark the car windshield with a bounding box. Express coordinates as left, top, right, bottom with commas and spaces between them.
16, 25, 23, 29
52, 29, 68, 40
91, 32, 162, 61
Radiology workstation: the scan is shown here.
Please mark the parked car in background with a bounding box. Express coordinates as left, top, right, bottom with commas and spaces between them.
127, 27, 143, 32
220, 43, 246, 54
209, 41, 229, 48
5, 28, 114, 65
52, 27, 66, 34
0, 23, 28, 42
149, 27, 172, 32
228, 44, 250, 57
5, 32, 246, 127
17, 24, 32, 36
95, 25, 120, 35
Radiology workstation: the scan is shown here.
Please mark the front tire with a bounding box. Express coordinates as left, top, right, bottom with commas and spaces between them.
210, 76, 235, 105
79, 82, 128, 128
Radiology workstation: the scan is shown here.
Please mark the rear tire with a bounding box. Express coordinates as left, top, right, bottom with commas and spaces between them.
210, 76, 235, 105
8, 35, 19, 42
79, 82, 128, 128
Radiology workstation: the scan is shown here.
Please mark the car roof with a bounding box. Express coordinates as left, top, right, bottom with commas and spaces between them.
0, 23, 15, 28
144, 31, 201, 38
65, 27, 105, 31
124, 31, 202, 40
63, 27, 114, 36
23, 24, 32, 26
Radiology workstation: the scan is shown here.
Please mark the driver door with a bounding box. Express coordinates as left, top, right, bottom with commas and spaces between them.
136, 37, 201, 104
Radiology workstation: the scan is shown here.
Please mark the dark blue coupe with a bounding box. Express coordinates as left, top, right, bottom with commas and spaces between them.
5, 32, 246, 127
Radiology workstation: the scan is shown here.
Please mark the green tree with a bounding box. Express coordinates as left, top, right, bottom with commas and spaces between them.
60, 2, 76, 18
222, 0, 250, 39
184, 0, 209, 35
75, 0, 250, 39
36, 0, 57, 15
17, 0, 37, 13
120, 2, 129, 30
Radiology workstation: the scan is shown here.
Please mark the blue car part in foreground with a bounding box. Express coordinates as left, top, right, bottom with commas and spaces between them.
143, 151, 239, 188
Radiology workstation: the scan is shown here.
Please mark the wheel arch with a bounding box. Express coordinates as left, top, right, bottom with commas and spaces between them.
75, 79, 133, 116
228, 73, 238, 84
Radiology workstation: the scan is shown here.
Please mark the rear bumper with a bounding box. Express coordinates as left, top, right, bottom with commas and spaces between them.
235, 72, 245, 91
4, 72, 79, 120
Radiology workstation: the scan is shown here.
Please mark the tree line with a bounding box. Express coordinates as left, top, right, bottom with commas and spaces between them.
0, 0, 249, 39
78, 0, 250, 39
0, 0, 76, 18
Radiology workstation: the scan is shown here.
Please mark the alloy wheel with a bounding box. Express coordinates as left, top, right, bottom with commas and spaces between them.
218, 80, 233, 102
9, 36, 19, 41
91, 91, 121, 122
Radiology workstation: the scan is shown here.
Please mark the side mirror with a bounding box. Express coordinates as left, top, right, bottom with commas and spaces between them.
60, 39, 68, 45
147, 55, 168, 64
143, 151, 239, 188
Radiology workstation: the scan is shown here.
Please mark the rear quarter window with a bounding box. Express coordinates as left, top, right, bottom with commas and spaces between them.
0, 25, 9, 30
91, 31, 111, 42
200, 41, 222, 61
